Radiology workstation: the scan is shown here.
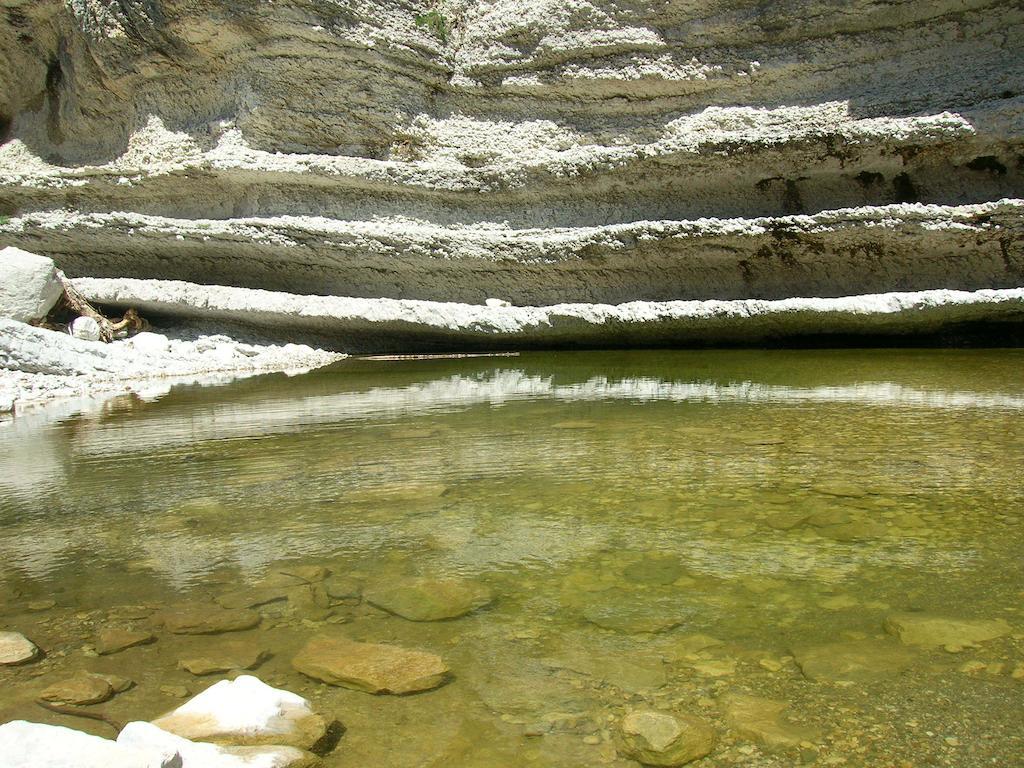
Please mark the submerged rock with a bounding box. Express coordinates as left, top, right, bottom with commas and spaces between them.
616, 710, 716, 766
820, 521, 889, 541
364, 576, 493, 621
322, 576, 362, 602
542, 639, 668, 692
688, 658, 736, 678
0, 631, 39, 665
622, 555, 686, 586
582, 589, 686, 634
292, 634, 449, 694
764, 511, 810, 531
39, 673, 127, 706
97, 628, 155, 655
672, 634, 724, 656
214, 587, 289, 611
178, 642, 270, 676
883, 613, 1012, 651
721, 693, 822, 751
791, 640, 916, 683
0, 630, 39, 667
150, 675, 327, 750
158, 606, 261, 635
811, 482, 868, 498
274, 565, 330, 584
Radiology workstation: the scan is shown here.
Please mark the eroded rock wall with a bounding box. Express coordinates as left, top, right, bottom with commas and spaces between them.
0, 0, 1022, 312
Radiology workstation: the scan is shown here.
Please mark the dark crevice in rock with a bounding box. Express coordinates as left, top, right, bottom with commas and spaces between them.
44, 44, 66, 145
966, 155, 1007, 175
854, 171, 884, 187
892, 172, 919, 203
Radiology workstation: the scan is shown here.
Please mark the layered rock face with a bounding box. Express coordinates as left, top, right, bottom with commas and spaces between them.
0, 0, 1022, 346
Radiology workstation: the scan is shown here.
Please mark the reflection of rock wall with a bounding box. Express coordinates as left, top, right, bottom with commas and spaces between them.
0, 1, 1022, 335
3, 353, 1012, 585
69, 368, 1024, 458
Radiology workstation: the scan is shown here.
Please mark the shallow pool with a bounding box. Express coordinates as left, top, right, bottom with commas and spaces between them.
1, 349, 1022, 766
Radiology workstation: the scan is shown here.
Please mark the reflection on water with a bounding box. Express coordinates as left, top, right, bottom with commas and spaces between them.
0, 349, 1022, 767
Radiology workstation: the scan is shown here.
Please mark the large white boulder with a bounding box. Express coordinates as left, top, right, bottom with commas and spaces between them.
0, 720, 311, 768
0, 247, 63, 324
0, 721, 173, 768
150, 675, 327, 750
117, 722, 312, 768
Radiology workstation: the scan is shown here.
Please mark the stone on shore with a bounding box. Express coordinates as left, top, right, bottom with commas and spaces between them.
178, 641, 269, 676
150, 675, 327, 750
0, 247, 63, 324
97, 628, 155, 655
292, 634, 449, 694
128, 332, 171, 357
721, 694, 822, 750
0, 631, 40, 665
364, 576, 493, 621
616, 709, 716, 766
883, 613, 1012, 652
71, 316, 102, 341
157, 606, 261, 635
791, 640, 915, 682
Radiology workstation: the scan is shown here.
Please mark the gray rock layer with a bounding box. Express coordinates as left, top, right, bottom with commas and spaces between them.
1, 1, 1022, 341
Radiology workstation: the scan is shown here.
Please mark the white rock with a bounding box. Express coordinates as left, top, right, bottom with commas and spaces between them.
0, 631, 39, 665
129, 332, 172, 356
117, 722, 310, 768
204, 344, 241, 364
0, 317, 344, 407
0, 721, 172, 768
70, 316, 102, 341
73, 277, 1024, 349
150, 675, 327, 749
485, 298, 511, 308
0, 247, 63, 324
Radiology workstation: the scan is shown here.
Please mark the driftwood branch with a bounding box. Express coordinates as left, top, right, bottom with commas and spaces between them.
54, 270, 147, 341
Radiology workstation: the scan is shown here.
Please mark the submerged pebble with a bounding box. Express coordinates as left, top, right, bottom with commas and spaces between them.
616, 709, 716, 766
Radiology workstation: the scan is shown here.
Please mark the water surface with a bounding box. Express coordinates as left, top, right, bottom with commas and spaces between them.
1, 350, 1022, 766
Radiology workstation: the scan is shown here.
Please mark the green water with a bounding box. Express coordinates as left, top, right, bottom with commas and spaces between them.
1, 349, 1023, 767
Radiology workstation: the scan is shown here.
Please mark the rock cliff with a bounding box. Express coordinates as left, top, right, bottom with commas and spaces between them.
1, 0, 1022, 347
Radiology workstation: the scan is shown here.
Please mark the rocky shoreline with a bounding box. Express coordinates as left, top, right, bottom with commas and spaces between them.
0, 246, 346, 413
